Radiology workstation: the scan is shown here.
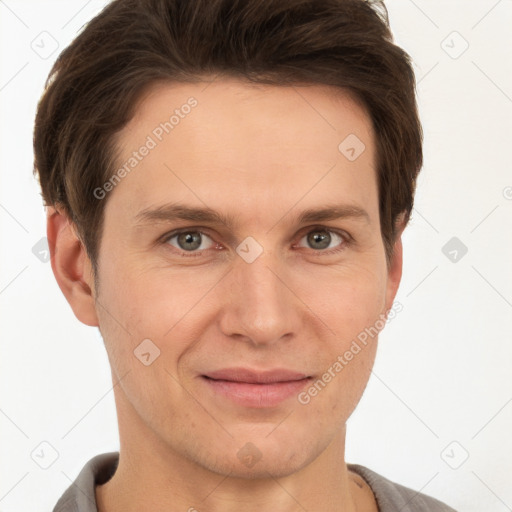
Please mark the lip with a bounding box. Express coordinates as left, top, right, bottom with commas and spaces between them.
201, 367, 312, 408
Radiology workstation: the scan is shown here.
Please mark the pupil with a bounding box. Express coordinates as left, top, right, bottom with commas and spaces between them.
308, 231, 330, 250
178, 232, 201, 251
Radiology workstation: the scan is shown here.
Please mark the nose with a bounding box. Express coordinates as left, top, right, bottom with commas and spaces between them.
217, 249, 302, 347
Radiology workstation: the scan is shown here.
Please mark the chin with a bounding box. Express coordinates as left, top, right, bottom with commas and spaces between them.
192, 433, 325, 480
207, 455, 310, 480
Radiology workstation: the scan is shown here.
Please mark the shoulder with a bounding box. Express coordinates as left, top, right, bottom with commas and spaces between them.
53, 452, 119, 512
348, 464, 458, 512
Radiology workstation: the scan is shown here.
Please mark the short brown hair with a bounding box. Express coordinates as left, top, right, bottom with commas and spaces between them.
33, 0, 422, 272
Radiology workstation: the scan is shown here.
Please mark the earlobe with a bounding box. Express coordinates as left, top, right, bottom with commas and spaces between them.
46, 206, 99, 327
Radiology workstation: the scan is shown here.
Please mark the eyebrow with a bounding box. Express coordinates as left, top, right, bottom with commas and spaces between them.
134, 202, 371, 229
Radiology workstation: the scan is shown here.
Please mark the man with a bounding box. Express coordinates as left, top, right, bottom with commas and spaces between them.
33, 0, 456, 510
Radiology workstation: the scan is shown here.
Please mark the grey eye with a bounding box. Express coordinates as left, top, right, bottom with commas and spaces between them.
167, 231, 214, 252
300, 230, 344, 251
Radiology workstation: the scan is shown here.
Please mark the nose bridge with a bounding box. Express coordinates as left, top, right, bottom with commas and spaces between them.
220, 247, 297, 345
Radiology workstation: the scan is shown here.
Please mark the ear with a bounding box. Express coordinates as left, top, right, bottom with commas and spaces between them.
46, 206, 99, 327
384, 212, 406, 312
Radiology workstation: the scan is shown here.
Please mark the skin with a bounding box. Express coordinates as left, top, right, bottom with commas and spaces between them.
47, 78, 405, 512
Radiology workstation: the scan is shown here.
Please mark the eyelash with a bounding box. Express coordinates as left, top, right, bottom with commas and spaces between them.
159, 226, 352, 258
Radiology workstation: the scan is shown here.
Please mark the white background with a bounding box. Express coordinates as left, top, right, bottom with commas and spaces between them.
1, 1, 511, 510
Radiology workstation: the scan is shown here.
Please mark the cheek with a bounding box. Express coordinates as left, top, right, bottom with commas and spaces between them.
95, 256, 218, 374
297, 259, 388, 338
317, 344, 377, 425
295, 264, 385, 409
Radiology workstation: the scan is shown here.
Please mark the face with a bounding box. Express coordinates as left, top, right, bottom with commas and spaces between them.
88, 78, 402, 478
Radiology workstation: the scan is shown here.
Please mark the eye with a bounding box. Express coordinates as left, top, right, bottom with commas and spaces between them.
296, 228, 348, 254
164, 230, 216, 253
160, 226, 350, 258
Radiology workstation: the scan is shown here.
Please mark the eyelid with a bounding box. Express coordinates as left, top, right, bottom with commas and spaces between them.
297, 224, 352, 242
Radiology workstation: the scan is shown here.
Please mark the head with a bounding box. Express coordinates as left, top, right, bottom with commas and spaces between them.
34, 0, 422, 479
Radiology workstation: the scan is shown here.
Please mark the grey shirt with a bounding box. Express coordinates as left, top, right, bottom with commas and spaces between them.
53, 452, 457, 511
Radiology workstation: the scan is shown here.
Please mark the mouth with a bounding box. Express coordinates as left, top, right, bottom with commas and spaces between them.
200, 367, 313, 408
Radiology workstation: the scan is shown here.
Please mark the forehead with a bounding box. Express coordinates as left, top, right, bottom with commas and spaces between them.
107, 78, 378, 227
